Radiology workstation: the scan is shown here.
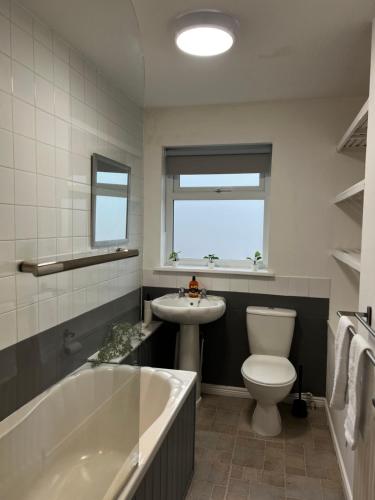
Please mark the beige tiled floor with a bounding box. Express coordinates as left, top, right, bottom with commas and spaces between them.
187, 395, 344, 500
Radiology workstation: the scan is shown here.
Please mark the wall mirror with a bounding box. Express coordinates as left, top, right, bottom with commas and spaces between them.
91, 154, 131, 248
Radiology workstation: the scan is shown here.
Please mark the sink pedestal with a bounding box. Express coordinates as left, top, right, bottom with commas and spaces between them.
178, 324, 201, 399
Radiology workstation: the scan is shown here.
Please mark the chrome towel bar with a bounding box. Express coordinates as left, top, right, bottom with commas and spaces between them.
337, 307, 375, 408
19, 249, 139, 277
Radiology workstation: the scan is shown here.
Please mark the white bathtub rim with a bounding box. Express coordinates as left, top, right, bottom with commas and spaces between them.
0, 363, 137, 439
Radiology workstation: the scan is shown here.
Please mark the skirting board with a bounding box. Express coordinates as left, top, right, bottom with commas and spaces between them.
325, 401, 353, 500
201, 383, 325, 407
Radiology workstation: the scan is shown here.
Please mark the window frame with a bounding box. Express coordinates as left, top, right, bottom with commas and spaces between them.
165, 171, 271, 267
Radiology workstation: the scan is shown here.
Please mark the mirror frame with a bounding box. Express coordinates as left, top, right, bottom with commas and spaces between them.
91, 153, 131, 248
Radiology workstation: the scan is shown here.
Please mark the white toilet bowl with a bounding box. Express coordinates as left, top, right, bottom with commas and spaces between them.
241, 354, 297, 436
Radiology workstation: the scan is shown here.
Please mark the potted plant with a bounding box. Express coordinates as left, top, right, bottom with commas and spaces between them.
204, 253, 219, 269
246, 250, 263, 270
169, 250, 181, 267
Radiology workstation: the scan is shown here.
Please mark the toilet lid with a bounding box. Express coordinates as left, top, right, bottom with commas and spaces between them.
241, 355, 297, 387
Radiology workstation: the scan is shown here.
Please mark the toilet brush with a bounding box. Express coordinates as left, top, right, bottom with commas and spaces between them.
291, 365, 308, 418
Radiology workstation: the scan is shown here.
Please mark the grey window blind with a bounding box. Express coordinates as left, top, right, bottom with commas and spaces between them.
165, 144, 272, 175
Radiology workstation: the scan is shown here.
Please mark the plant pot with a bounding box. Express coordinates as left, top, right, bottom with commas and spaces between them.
172, 260, 179, 267
208, 261, 215, 269
257, 261, 265, 270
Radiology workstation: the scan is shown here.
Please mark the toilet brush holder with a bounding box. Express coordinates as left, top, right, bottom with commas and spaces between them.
291, 365, 308, 418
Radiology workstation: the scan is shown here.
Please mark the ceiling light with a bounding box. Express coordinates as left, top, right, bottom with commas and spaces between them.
175, 10, 238, 57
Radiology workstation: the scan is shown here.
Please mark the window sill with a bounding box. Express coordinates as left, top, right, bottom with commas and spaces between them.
153, 265, 275, 278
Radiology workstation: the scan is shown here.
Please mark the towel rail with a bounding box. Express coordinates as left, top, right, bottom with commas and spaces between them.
337, 308, 375, 408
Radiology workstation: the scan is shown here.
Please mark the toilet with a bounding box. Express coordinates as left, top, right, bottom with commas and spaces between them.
241, 306, 297, 437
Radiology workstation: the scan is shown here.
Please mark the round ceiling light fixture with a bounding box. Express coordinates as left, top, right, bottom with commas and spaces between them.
175, 10, 238, 57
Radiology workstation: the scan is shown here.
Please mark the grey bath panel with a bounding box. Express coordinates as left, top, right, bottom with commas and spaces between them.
132, 385, 196, 500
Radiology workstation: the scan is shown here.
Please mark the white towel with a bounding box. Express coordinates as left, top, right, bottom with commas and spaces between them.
330, 316, 354, 410
344, 334, 369, 450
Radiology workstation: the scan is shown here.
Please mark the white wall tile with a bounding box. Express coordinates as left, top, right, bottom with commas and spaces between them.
38, 274, 57, 301
36, 141, 55, 176
14, 134, 36, 172
0, 310, 16, 349
37, 174, 55, 207
0, 53, 11, 93
309, 278, 331, 298
72, 182, 90, 210
288, 277, 310, 297
0, 0, 10, 19
70, 68, 84, 100
54, 87, 70, 120
0, 14, 11, 55
37, 207, 56, 237
84, 60, 97, 84
53, 35, 69, 63
57, 292, 72, 322
56, 237, 72, 257
153, 272, 176, 288
17, 303, 38, 340
34, 40, 53, 80
72, 153, 90, 184
13, 98, 35, 137
0, 165, 14, 203
53, 56, 69, 91
33, 20, 52, 50
38, 297, 57, 331
15, 169, 36, 205
11, 24, 33, 68
35, 75, 54, 113
36, 109, 55, 145
13, 61, 34, 103
0, 90, 12, 130
55, 149, 71, 179
0, 240, 15, 277
37, 238, 56, 259
15, 239, 37, 261
0, 128, 13, 167
0, 203, 15, 239
72, 209, 89, 236
11, 2, 32, 33
15, 205, 36, 239
229, 277, 250, 293
56, 208, 72, 237
84, 79, 96, 108
69, 48, 84, 74
16, 272, 37, 307
211, 276, 230, 292
0, 275, 16, 313
72, 288, 87, 316
55, 180, 72, 208
56, 270, 72, 295
55, 118, 70, 150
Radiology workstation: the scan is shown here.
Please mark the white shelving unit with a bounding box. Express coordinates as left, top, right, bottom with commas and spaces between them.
337, 99, 368, 152
333, 179, 365, 205
332, 249, 361, 272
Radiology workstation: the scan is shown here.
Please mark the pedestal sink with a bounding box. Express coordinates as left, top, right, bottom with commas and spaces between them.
151, 293, 226, 399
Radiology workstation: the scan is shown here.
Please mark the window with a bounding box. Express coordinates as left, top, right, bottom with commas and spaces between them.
165, 145, 271, 264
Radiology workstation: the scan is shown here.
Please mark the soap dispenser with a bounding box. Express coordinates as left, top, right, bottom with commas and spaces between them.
188, 276, 199, 298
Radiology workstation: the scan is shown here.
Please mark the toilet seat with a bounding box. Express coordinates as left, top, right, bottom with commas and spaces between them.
241, 354, 296, 387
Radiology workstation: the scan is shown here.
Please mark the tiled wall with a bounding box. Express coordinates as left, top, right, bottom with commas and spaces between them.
0, 1, 143, 352
143, 270, 331, 299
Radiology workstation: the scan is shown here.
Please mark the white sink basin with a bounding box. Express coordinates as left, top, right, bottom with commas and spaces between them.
151, 293, 226, 325
151, 293, 226, 400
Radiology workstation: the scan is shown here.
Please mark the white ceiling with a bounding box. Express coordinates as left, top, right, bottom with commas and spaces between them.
133, 0, 375, 107
22, 0, 375, 108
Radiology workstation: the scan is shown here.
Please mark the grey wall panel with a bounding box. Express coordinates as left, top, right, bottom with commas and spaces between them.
132, 386, 195, 500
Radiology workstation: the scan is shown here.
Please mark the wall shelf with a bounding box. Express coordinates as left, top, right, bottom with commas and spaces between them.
333, 179, 365, 205
20, 249, 139, 277
332, 249, 361, 272
337, 99, 368, 152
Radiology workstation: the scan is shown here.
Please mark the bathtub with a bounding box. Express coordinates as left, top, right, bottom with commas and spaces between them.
0, 364, 196, 500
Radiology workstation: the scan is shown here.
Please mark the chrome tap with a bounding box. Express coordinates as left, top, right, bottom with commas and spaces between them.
200, 288, 207, 299
178, 287, 185, 298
